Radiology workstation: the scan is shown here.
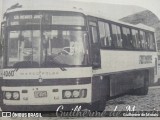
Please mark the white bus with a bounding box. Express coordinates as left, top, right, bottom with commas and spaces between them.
0, 6, 158, 111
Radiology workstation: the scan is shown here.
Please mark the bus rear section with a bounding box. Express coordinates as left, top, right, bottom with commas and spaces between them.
87, 16, 158, 111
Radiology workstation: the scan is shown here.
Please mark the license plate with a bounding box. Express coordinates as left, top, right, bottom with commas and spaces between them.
34, 91, 47, 98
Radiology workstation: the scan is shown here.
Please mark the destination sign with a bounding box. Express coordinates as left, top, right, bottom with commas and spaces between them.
7, 13, 84, 26
139, 55, 152, 64
8, 14, 51, 26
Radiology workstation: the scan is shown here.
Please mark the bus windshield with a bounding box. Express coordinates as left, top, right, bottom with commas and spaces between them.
7, 30, 89, 68
41, 30, 88, 67
7, 30, 41, 67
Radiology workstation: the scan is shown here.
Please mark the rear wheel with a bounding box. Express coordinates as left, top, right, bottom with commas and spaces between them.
133, 71, 149, 95
136, 79, 149, 95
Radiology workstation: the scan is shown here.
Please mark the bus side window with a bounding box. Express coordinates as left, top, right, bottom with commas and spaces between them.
147, 32, 156, 50
91, 27, 98, 44
98, 21, 105, 47
104, 23, 112, 47
140, 30, 147, 50
8, 31, 20, 59
0, 40, 2, 68
111, 24, 123, 48
98, 21, 111, 48
122, 27, 132, 49
131, 29, 140, 49
143, 31, 148, 50
136, 30, 141, 49
0, 40, 2, 58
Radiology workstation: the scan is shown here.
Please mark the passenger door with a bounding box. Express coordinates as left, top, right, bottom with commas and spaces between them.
89, 21, 101, 69
0, 22, 5, 69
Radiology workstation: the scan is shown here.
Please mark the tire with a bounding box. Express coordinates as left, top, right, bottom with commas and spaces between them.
137, 79, 149, 95
90, 76, 109, 112
90, 100, 106, 112
90, 96, 107, 112
98, 99, 106, 111
133, 71, 149, 95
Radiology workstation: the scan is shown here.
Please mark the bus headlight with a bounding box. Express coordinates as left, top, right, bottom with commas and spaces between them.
64, 91, 72, 98
73, 90, 80, 98
5, 92, 12, 100
13, 92, 20, 100
63, 89, 87, 99
4, 91, 20, 100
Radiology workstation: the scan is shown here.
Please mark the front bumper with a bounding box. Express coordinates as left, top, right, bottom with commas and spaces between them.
2, 84, 91, 106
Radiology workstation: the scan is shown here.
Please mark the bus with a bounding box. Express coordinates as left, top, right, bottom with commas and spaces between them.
0, 6, 158, 111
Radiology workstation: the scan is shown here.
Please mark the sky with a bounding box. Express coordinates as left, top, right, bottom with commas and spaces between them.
72, 0, 160, 19
1, 0, 146, 19
0, 0, 160, 24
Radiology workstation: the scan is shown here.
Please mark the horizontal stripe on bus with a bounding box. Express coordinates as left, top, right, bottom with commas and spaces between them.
2, 77, 91, 86
3, 67, 92, 79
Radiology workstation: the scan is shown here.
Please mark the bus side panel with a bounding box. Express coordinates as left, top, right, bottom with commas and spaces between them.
92, 69, 152, 100
98, 50, 157, 74
110, 71, 135, 97
109, 69, 151, 97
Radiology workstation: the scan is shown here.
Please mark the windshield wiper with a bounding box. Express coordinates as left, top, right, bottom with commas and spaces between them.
13, 61, 39, 68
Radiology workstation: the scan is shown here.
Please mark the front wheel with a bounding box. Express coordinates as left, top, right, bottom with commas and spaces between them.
90, 99, 106, 112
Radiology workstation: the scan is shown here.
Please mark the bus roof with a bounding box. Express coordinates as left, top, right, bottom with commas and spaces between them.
5, 7, 155, 32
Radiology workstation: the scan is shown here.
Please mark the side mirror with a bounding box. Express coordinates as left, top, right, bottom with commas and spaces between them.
0, 42, 2, 69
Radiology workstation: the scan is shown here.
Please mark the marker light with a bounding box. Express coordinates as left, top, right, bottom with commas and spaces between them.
63, 89, 87, 99
79, 89, 87, 98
